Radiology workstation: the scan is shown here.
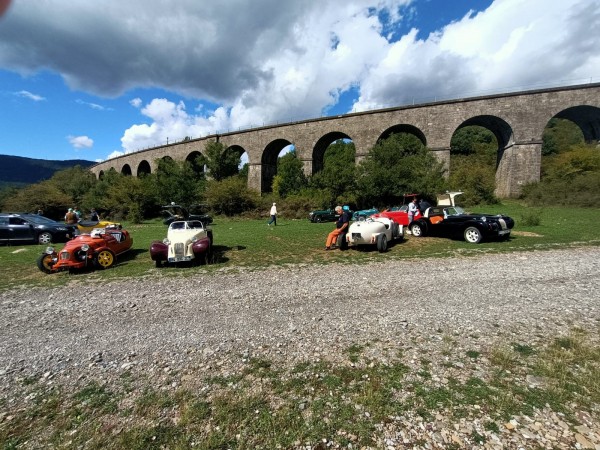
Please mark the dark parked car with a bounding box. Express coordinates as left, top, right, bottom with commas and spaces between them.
0, 213, 77, 245
409, 206, 514, 243
308, 209, 340, 223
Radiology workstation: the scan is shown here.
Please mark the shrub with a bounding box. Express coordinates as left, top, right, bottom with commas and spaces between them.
205, 177, 260, 216
519, 209, 542, 227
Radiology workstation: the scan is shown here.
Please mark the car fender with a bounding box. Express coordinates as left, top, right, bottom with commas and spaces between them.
192, 237, 211, 254
150, 241, 168, 260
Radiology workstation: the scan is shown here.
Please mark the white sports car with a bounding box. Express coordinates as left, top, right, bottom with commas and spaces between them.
344, 216, 404, 252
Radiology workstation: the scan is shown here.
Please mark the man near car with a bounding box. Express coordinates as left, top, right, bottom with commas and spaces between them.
325, 206, 350, 250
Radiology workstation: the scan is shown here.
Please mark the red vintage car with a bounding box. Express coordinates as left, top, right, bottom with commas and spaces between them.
37, 225, 133, 273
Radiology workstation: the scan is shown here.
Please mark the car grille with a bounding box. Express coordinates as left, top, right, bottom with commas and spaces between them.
174, 242, 185, 256
60, 252, 70, 260
352, 233, 362, 239
498, 218, 507, 230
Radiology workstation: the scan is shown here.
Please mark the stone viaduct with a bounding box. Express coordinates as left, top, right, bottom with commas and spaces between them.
90, 83, 600, 198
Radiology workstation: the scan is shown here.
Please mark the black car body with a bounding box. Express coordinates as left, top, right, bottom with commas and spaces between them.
409, 206, 514, 244
161, 204, 213, 226
0, 213, 77, 245
308, 209, 340, 223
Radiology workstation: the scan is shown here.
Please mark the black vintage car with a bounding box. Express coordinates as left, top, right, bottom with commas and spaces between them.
409, 206, 514, 244
0, 213, 77, 245
161, 203, 213, 226
308, 209, 340, 223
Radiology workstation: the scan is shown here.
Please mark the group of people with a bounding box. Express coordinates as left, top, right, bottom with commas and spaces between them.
64, 207, 99, 225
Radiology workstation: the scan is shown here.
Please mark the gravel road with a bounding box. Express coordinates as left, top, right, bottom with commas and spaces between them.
1, 246, 599, 448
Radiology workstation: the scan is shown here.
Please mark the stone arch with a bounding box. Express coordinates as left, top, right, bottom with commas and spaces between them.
378, 124, 427, 146
312, 132, 353, 174
98, 170, 104, 180
554, 105, 600, 142
137, 160, 151, 176
261, 139, 292, 193
121, 164, 132, 176
456, 115, 514, 153
185, 151, 204, 174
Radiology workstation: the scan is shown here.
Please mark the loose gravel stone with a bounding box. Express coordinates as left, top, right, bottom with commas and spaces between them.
1, 246, 599, 448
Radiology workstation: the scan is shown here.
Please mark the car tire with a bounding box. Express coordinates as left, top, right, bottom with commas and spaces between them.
315, 216, 322, 223
464, 226, 483, 244
155, 259, 162, 268
94, 249, 116, 269
376, 234, 388, 252
37, 232, 53, 245
37, 254, 55, 274
335, 233, 346, 250
410, 222, 425, 237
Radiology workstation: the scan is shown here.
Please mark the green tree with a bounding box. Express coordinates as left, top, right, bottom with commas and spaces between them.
542, 118, 584, 157
311, 140, 356, 205
2, 181, 73, 219
204, 176, 260, 216
151, 158, 205, 206
201, 141, 240, 181
49, 165, 98, 206
356, 134, 446, 207
451, 126, 496, 157
272, 151, 307, 198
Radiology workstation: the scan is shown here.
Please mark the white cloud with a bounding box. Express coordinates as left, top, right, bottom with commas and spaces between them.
130, 97, 142, 108
67, 135, 94, 149
1, 0, 598, 157
76, 99, 111, 111
14, 90, 45, 101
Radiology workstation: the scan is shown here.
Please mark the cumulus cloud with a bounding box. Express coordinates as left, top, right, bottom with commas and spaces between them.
1, 0, 598, 156
67, 135, 94, 149
14, 90, 45, 101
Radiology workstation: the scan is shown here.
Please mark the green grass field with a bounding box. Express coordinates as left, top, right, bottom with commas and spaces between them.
0, 201, 598, 291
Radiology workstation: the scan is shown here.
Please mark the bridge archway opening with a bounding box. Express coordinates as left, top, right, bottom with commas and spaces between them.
137, 160, 151, 177
224, 145, 249, 178
261, 139, 293, 193
185, 151, 205, 175
98, 170, 104, 180
121, 164, 132, 176
542, 116, 585, 158
554, 105, 600, 143
378, 125, 427, 147
312, 132, 353, 174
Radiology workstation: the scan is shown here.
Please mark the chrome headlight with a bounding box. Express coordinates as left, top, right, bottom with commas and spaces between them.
191, 236, 198, 243
480, 216, 487, 222
163, 238, 170, 245
44, 246, 55, 254
81, 244, 90, 251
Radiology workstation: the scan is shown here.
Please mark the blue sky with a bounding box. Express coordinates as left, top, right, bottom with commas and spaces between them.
0, 0, 598, 162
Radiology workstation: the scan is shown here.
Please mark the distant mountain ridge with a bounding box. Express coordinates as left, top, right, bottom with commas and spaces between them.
0, 154, 94, 187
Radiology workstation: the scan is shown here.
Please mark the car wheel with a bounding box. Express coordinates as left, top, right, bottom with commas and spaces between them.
155, 259, 162, 268
315, 216, 322, 223
410, 223, 424, 237
94, 249, 116, 269
376, 234, 388, 252
38, 232, 53, 245
335, 233, 345, 250
464, 226, 483, 244
37, 254, 55, 274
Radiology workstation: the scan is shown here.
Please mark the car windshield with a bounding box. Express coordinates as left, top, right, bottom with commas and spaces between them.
445, 207, 465, 216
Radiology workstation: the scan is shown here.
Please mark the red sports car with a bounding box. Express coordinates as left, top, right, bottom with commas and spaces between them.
37, 225, 133, 273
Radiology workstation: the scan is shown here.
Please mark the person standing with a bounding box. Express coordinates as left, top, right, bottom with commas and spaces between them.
267, 202, 277, 226
325, 206, 349, 250
89, 208, 99, 222
408, 198, 418, 224
64, 208, 77, 225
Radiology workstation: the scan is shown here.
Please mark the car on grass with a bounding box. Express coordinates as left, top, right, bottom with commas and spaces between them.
0, 213, 77, 245
409, 205, 514, 244
308, 208, 340, 223
37, 225, 133, 273
150, 219, 213, 267
343, 216, 404, 252
372, 205, 421, 226
352, 207, 379, 221
161, 203, 212, 226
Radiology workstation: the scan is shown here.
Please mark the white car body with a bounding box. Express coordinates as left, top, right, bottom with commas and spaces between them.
164, 220, 211, 263
345, 216, 404, 252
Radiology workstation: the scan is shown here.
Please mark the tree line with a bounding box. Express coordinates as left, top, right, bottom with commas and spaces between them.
1, 121, 597, 221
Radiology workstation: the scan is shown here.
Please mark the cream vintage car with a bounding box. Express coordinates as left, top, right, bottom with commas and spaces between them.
344, 216, 404, 252
150, 220, 213, 267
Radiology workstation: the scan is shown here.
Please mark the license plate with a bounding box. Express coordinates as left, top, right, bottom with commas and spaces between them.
169, 256, 190, 262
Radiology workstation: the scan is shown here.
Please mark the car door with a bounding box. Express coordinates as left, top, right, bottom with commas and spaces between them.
8, 217, 35, 242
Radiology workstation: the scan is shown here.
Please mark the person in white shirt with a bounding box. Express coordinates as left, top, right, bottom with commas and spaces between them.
267, 203, 277, 226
